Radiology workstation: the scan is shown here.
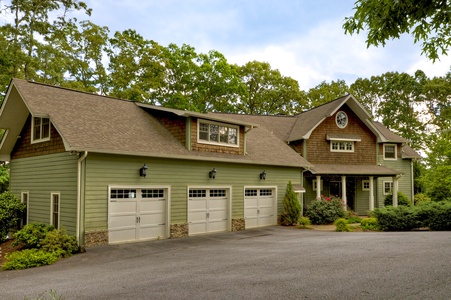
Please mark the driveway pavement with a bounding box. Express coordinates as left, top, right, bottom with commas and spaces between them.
1, 227, 450, 299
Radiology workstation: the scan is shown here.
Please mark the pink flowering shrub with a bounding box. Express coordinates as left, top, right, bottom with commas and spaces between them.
306, 195, 346, 225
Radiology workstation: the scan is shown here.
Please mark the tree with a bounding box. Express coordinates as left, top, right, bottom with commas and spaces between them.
280, 181, 301, 225
0, 191, 26, 242
305, 79, 349, 109
343, 0, 451, 61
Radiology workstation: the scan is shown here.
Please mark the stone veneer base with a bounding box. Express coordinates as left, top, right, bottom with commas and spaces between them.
170, 223, 189, 238
231, 218, 245, 231
84, 230, 108, 247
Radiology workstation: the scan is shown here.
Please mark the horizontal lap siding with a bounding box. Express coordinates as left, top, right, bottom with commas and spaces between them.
84, 153, 301, 232
10, 153, 78, 235
377, 157, 413, 206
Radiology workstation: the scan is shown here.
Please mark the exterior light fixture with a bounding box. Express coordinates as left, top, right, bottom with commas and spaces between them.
140, 164, 148, 177
260, 170, 267, 180
209, 168, 217, 179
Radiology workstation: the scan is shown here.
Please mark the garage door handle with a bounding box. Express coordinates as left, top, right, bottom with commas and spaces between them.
257, 209, 260, 214
136, 217, 141, 223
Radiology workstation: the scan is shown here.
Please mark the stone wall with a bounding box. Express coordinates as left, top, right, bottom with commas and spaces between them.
170, 223, 189, 238
84, 230, 109, 248
231, 218, 245, 232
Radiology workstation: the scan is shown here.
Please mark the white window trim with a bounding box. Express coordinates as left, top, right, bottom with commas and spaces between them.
197, 119, 239, 148
21, 191, 29, 226
383, 144, 397, 160
31, 116, 51, 144
362, 180, 370, 191
312, 179, 323, 191
330, 141, 355, 152
335, 111, 348, 128
383, 181, 395, 195
50, 192, 60, 229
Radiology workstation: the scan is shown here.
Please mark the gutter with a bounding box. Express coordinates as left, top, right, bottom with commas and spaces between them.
77, 151, 88, 246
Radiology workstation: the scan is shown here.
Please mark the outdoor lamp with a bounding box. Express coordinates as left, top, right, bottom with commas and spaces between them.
260, 170, 267, 180
140, 164, 148, 177
209, 168, 217, 179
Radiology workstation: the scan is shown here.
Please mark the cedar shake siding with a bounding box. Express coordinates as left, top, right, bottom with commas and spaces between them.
150, 111, 187, 146
190, 117, 245, 155
306, 105, 377, 165
12, 116, 65, 159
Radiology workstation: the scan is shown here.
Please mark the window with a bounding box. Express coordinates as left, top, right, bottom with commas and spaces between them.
51, 193, 60, 229
142, 189, 164, 198
331, 141, 354, 152
32, 117, 51, 143
198, 119, 238, 146
111, 189, 137, 199
384, 144, 397, 160
260, 189, 273, 196
21, 192, 29, 227
312, 179, 323, 191
210, 189, 226, 197
189, 189, 207, 198
383, 181, 393, 195
245, 189, 257, 197
362, 180, 370, 191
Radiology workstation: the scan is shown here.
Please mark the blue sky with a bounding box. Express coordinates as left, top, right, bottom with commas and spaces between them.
83, 0, 450, 90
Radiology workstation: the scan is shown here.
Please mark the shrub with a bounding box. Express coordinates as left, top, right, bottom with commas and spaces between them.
306, 195, 346, 225
346, 216, 363, 224
0, 191, 26, 242
371, 206, 419, 231
297, 217, 311, 229
334, 218, 351, 232
384, 192, 411, 207
418, 201, 451, 231
2, 249, 59, 270
13, 223, 55, 248
414, 193, 431, 205
280, 181, 302, 226
41, 228, 79, 258
360, 218, 379, 231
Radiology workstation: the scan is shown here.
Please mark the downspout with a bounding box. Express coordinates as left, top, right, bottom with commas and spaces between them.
300, 167, 311, 216
411, 160, 414, 205
77, 151, 88, 246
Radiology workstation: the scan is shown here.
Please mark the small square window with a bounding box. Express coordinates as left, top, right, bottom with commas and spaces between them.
362, 180, 370, 191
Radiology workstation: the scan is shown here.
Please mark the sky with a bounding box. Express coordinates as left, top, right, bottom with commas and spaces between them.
82, 0, 450, 90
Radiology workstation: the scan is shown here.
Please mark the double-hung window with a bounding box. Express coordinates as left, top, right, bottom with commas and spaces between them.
51, 193, 60, 229
384, 144, 397, 160
198, 119, 238, 146
32, 117, 51, 143
383, 181, 393, 195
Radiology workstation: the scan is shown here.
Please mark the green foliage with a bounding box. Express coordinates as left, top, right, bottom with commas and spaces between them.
33, 290, 65, 300
343, 0, 451, 61
360, 218, 379, 231
0, 163, 9, 193
0, 191, 26, 242
334, 218, 351, 232
384, 192, 411, 207
41, 229, 79, 258
371, 206, 418, 231
2, 249, 59, 270
297, 217, 311, 229
416, 201, 451, 231
13, 223, 55, 249
280, 181, 302, 226
346, 215, 363, 224
305, 195, 346, 225
414, 193, 432, 205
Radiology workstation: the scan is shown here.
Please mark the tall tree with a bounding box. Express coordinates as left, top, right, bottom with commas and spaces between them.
305, 79, 349, 109
343, 0, 451, 61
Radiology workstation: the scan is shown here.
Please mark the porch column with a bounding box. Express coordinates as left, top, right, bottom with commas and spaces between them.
341, 176, 347, 211
316, 175, 321, 199
392, 176, 398, 207
369, 176, 374, 211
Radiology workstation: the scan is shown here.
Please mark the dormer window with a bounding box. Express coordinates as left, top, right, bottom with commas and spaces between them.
32, 117, 50, 143
198, 119, 238, 147
384, 144, 397, 160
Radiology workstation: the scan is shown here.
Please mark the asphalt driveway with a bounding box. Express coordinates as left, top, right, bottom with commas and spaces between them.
1, 227, 450, 299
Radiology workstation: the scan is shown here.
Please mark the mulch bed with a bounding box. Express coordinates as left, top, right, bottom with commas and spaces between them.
0, 240, 23, 267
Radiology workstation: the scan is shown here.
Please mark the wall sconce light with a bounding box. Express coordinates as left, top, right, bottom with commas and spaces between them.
140, 164, 148, 177
260, 170, 267, 180
209, 168, 217, 179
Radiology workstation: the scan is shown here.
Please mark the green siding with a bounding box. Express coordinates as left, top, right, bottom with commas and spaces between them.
378, 155, 413, 206
84, 153, 302, 232
10, 152, 78, 235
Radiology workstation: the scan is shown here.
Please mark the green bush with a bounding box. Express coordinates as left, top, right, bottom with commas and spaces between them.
360, 218, 379, 231
384, 192, 411, 207
0, 191, 26, 242
306, 195, 346, 225
371, 206, 419, 231
346, 215, 363, 224
414, 193, 431, 205
417, 201, 451, 231
280, 181, 302, 226
334, 218, 351, 232
13, 223, 55, 248
2, 249, 59, 270
41, 228, 79, 258
297, 217, 311, 229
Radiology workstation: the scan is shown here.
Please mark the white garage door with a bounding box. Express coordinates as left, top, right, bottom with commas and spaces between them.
244, 188, 275, 229
109, 188, 167, 244
188, 188, 229, 235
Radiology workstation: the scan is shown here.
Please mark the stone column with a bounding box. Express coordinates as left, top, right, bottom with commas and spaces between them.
316, 175, 321, 199
341, 176, 347, 211
369, 176, 374, 211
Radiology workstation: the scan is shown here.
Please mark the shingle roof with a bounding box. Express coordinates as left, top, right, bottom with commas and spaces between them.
4, 79, 311, 168
309, 164, 402, 176
372, 122, 407, 143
